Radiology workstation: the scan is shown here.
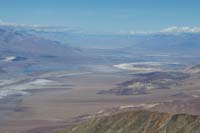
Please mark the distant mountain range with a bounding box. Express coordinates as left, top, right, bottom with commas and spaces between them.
1, 25, 200, 74
1, 25, 200, 55
0, 26, 85, 74
27, 31, 200, 56
0, 27, 80, 57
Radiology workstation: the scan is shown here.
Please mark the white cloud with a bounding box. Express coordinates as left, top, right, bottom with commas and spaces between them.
0, 20, 34, 27
117, 30, 154, 35
119, 26, 200, 35
1, 20, 200, 35
161, 26, 200, 33
0, 20, 82, 33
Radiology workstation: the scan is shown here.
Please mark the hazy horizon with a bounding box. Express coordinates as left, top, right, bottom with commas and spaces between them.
1, 0, 200, 34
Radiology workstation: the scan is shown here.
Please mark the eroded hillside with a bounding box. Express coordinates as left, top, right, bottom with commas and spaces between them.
59, 110, 200, 133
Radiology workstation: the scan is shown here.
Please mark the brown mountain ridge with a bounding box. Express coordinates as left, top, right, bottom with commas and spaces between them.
59, 110, 200, 133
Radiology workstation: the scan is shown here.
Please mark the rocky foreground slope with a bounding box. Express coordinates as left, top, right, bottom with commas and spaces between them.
59, 110, 200, 133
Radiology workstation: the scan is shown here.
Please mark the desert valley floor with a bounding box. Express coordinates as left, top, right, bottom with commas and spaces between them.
0, 63, 200, 133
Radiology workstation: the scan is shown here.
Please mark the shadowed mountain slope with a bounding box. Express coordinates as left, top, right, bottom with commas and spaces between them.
0, 27, 80, 57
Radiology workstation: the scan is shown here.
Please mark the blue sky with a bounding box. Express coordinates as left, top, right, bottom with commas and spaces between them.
0, 0, 200, 33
